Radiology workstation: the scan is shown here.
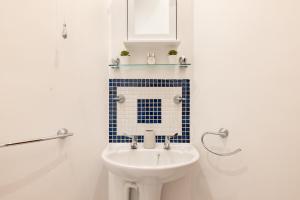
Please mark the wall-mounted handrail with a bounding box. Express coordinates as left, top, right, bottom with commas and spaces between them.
201, 128, 242, 156
0, 128, 73, 148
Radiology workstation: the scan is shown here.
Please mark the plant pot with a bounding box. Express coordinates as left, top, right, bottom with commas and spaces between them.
168, 55, 178, 64
120, 56, 130, 64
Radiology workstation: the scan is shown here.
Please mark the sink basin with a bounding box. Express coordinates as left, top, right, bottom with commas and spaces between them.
102, 144, 199, 200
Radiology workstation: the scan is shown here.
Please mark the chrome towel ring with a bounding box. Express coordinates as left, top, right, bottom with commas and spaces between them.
201, 128, 242, 156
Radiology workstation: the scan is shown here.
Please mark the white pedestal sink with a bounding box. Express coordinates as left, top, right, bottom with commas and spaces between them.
102, 144, 199, 200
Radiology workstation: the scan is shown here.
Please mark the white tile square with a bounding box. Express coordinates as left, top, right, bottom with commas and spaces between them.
117, 87, 182, 136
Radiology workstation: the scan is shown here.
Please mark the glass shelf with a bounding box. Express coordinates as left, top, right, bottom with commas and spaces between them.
109, 64, 191, 68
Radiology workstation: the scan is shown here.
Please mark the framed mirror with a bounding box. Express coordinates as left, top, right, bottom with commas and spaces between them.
127, 0, 177, 41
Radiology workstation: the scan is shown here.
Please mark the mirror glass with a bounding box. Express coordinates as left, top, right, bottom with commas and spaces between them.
134, 0, 170, 35
128, 0, 177, 40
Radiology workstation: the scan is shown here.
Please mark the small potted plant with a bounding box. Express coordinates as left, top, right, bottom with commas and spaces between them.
120, 50, 131, 64
168, 50, 178, 64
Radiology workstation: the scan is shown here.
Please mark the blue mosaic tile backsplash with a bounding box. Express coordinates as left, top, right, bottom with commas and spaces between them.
137, 99, 162, 124
109, 79, 190, 143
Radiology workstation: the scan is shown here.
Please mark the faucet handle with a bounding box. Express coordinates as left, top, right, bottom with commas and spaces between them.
164, 133, 178, 150
132, 135, 138, 142
124, 133, 134, 139
166, 133, 178, 140
124, 134, 138, 149
131, 136, 138, 149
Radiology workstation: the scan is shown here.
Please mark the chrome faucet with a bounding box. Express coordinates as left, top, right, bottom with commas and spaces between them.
125, 134, 138, 149
164, 133, 178, 150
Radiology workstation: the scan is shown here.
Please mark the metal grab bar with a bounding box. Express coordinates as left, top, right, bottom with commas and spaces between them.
201, 128, 242, 156
0, 128, 73, 148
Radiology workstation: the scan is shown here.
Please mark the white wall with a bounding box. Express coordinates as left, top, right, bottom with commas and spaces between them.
0, 0, 109, 199
192, 0, 300, 200
2, 0, 300, 200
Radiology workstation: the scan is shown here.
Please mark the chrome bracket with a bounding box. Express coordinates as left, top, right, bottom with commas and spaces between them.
111, 58, 120, 68
113, 94, 125, 103
173, 95, 186, 104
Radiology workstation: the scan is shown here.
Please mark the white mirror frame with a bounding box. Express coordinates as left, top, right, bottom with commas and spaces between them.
127, 0, 177, 41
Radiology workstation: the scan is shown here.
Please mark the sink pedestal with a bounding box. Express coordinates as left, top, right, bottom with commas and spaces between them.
139, 181, 162, 200
109, 173, 162, 200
